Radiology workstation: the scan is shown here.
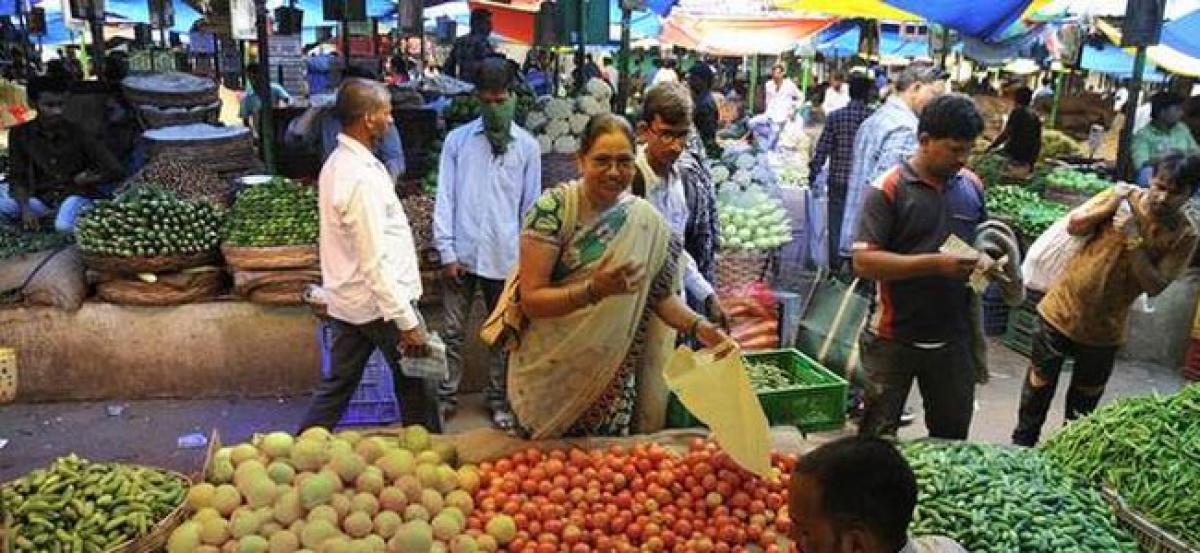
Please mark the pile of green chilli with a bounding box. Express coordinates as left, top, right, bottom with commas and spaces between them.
1041, 384, 1200, 546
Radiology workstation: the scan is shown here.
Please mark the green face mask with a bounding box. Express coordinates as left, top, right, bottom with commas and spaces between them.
481, 97, 517, 155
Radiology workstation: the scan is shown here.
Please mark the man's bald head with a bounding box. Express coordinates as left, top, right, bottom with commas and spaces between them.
335, 78, 390, 126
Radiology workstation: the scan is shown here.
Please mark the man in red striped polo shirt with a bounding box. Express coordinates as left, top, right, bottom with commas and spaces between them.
851, 94, 989, 440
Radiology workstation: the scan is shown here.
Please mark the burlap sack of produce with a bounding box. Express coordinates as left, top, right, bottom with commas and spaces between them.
0, 246, 87, 311
232, 269, 321, 296
664, 346, 771, 477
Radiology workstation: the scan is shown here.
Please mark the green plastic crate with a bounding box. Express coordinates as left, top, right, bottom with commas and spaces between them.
665, 348, 848, 432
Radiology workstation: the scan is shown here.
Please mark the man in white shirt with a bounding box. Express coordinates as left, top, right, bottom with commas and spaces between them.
434, 58, 541, 429
650, 58, 680, 88
749, 63, 801, 150
300, 78, 441, 432
821, 72, 850, 116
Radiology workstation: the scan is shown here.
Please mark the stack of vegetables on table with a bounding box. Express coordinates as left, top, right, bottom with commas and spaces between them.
722, 284, 781, 350
1044, 167, 1111, 197
1041, 130, 1083, 161
1041, 383, 1200, 546
902, 441, 1138, 552
985, 185, 1070, 240
745, 360, 795, 392
1, 454, 189, 552
221, 178, 321, 305
168, 428, 797, 552
169, 425, 478, 553
717, 187, 793, 253
123, 157, 229, 206
709, 145, 776, 190
524, 80, 614, 155
471, 438, 794, 552
75, 185, 227, 305
76, 185, 224, 260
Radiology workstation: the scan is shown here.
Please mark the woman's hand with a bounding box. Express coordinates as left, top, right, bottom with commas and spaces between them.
696, 320, 738, 360
591, 254, 645, 299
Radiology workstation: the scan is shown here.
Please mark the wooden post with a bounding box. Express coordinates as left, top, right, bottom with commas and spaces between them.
1117, 46, 1148, 181
254, 0, 275, 173
1049, 71, 1065, 129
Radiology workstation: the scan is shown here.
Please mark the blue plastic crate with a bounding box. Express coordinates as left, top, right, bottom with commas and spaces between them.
317, 321, 401, 426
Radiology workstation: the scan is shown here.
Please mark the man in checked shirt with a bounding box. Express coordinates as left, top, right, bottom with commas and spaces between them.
810, 75, 875, 269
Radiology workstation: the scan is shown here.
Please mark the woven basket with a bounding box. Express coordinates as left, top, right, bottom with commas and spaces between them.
121, 72, 219, 108
222, 244, 318, 271
541, 153, 579, 190
137, 102, 221, 129
716, 250, 771, 294
82, 251, 220, 275
247, 282, 309, 306
97, 271, 223, 306
1, 467, 190, 553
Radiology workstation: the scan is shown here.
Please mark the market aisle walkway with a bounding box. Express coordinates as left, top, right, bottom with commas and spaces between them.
0, 338, 1187, 481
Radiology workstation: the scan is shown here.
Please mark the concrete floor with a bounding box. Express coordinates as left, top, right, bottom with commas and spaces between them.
0, 337, 1189, 482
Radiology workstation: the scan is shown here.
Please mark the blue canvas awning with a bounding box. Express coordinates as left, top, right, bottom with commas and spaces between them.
817, 23, 931, 58
1081, 42, 1167, 82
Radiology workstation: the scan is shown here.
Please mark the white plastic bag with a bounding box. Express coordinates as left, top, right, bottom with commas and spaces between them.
1022, 216, 1087, 293
399, 332, 448, 380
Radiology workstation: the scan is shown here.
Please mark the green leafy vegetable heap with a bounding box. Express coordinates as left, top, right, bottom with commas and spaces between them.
986, 185, 1069, 239
1046, 168, 1111, 195
745, 360, 794, 392
0, 222, 72, 260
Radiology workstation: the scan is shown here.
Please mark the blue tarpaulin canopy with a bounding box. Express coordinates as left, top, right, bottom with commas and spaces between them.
1081, 42, 1167, 82
816, 22, 930, 58
883, 0, 1037, 41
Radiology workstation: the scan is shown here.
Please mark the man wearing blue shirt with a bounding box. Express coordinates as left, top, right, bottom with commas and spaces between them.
433, 58, 541, 429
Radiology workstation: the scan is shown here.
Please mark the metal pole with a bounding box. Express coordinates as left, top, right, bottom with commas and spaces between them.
1117, 45, 1148, 181
748, 54, 759, 115
616, 5, 631, 114
1049, 70, 1065, 129
254, 0, 275, 173
938, 26, 950, 70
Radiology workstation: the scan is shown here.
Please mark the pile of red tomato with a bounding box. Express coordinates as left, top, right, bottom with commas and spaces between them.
468, 438, 798, 553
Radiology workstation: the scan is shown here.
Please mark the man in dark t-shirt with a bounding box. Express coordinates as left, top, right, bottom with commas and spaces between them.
852, 94, 988, 440
988, 86, 1042, 168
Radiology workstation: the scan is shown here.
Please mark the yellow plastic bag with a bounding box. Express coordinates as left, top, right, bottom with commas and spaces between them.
664, 346, 771, 477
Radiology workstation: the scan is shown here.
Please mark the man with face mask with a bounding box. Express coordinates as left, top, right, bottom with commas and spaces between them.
1132, 93, 1198, 185
301, 78, 441, 432
433, 57, 541, 429
852, 94, 988, 440
2, 76, 125, 233
1013, 151, 1200, 446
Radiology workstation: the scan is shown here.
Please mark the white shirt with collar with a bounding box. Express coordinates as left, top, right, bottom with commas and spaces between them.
319, 133, 423, 330
635, 146, 716, 303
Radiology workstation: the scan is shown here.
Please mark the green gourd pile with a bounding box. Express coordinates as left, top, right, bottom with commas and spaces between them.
903, 441, 1138, 553
1041, 384, 1200, 546
75, 186, 225, 258
0, 454, 188, 552
223, 178, 319, 247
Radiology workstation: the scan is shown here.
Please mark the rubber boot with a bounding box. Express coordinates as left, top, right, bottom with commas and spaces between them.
1012, 368, 1057, 446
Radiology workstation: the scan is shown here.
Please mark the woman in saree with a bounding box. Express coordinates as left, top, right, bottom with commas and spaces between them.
509, 113, 735, 439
